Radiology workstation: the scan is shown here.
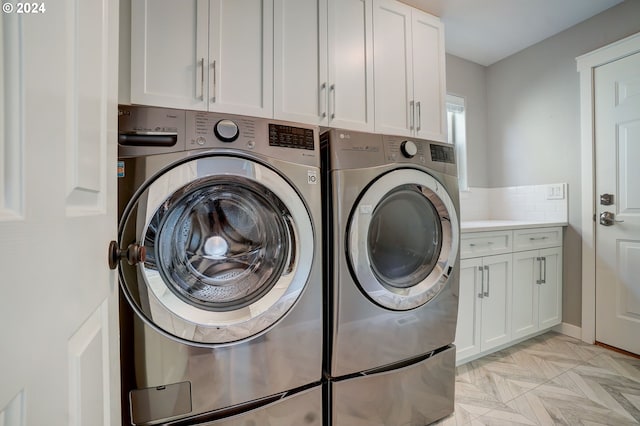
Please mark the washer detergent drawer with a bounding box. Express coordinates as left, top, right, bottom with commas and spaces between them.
331, 346, 455, 426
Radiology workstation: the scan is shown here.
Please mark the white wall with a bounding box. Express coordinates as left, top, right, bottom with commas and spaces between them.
484, 1, 640, 327
445, 54, 489, 188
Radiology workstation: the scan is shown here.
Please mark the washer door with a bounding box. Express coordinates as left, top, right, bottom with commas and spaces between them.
347, 169, 459, 310
118, 155, 314, 345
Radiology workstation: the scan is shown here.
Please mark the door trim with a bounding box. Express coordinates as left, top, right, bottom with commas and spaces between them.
576, 31, 640, 345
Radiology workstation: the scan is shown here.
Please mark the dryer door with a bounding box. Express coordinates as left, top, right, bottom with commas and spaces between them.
347, 168, 458, 310
117, 155, 314, 345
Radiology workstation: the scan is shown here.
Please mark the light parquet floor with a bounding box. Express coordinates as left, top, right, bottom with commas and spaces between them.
435, 332, 640, 425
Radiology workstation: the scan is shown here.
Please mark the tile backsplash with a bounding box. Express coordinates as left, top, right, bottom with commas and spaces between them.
459, 183, 568, 223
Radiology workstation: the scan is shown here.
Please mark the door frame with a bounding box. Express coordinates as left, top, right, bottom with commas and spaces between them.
576, 31, 640, 344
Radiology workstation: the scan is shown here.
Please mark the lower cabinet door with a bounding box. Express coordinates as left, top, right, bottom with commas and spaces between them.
479, 254, 512, 352
538, 247, 562, 329
454, 258, 483, 361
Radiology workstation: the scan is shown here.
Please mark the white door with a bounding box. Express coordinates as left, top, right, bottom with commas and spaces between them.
0, 2, 120, 425
595, 50, 640, 355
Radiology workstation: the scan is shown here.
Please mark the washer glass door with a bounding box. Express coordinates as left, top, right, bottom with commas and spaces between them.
348, 169, 458, 310
118, 155, 314, 345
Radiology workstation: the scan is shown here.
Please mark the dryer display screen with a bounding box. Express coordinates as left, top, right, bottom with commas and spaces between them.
269, 124, 314, 150
430, 144, 455, 164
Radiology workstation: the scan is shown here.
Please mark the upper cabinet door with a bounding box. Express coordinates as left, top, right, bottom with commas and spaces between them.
412, 9, 446, 141
131, 0, 209, 110
327, 0, 375, 132
372, 0, 446, 141
209, 0, 274, 118
372, 0, 413, 137
274, 0, 328, 125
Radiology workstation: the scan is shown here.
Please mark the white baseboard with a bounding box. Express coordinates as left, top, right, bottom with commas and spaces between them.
553, 322, 582, 339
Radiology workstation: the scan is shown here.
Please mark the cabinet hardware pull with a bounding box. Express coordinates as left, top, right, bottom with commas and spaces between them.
536, 257, 543, 284
469, 241, 493, 247
200, 57, 205, 101
330, 84, 336, 119
542, 256, 547, 284
484, 265, 490, 297
478, 266, 484, 298
320, 82, 327, 118
211, 60, 217, 102
409, 100, 415, 130
416, 101, 421, 131
529, 236, 548, 241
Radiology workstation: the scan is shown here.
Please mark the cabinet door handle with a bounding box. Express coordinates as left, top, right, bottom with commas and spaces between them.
484, 265, 490, 297
477, 266, 484, 298
536, 257, 543, 284
211, 60, 217, 103
320, 82, 327, 119
409, 100, 415, 130
416, 101, 421, 131
330, 84, 336, 119
199, 57, 205, 101
542, 256, 547, 284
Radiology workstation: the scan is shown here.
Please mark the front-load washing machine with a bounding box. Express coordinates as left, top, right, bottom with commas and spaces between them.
321, 128, 460, 425
111, 106, 323, 425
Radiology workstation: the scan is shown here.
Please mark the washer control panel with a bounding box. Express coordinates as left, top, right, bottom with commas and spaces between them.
185, 110, 319, 166
214, 119, 240, 143
400, 140, 418, 158
268, 124, 314, 150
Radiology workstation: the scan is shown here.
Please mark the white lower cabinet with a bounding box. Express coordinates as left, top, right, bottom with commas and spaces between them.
455, 255, 512, 361
456, 227, 563, 365
512, 247, 562, 339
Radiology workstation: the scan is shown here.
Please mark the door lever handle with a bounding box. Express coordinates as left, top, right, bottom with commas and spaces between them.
599, 211, 623, 226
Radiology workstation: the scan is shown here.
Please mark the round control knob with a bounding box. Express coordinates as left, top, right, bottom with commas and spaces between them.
400, 140, 418, 158
214, 119, 239, 143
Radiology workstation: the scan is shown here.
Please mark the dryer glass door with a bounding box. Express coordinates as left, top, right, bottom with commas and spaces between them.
118, 155, 315, 345
348, 169, 458, 310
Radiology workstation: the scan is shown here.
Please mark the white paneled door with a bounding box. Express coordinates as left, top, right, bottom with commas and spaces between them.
595, 50, 640, 355
0, 2, 120, 425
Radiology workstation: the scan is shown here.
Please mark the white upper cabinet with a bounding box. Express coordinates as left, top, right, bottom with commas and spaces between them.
273, 0, 327, 125
372, 0, 446, 141
131, 0, 208, 110
130, 0, 444, 134
327, 0, 375, 131
131, 0, 273, 118
274, 0, 374, 130
209, 0, 273, 117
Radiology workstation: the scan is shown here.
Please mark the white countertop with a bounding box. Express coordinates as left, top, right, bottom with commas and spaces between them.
461, 220, 568, 233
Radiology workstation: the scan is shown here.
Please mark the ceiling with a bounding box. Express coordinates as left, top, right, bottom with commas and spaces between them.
401, 0, 624, 66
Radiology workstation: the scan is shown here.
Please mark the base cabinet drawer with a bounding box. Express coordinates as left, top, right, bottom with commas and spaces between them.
460, 230, 512, 259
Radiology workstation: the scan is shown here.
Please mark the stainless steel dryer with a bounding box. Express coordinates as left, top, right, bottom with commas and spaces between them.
111, 106, 323, 425
322, 128, 460, 425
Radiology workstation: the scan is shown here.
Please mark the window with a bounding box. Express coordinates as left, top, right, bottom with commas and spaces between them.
446, 94, 468, 191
